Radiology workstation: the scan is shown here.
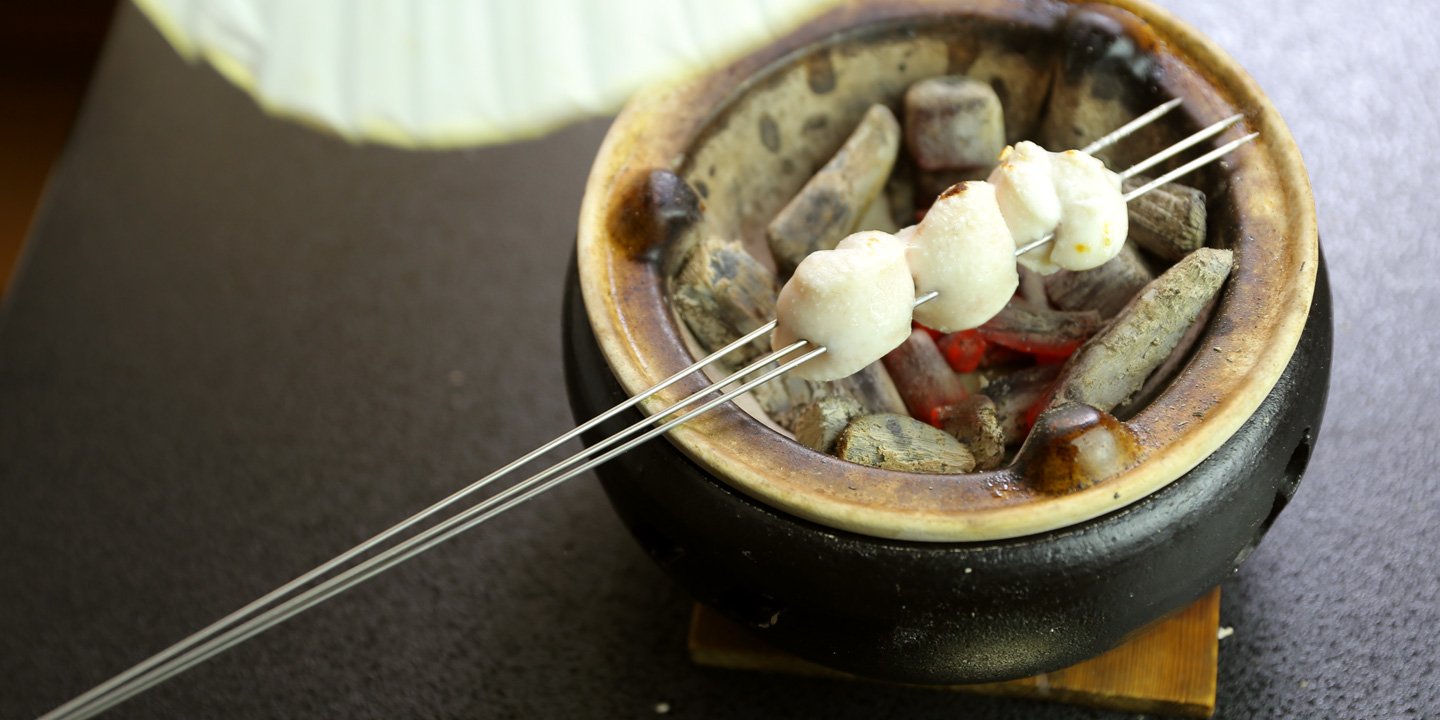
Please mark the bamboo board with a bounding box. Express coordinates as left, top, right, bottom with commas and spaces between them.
689, 587, 1220, 718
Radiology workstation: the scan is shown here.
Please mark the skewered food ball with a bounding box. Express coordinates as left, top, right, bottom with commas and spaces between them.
906, 181, 1019, 332
770, 145, 1128, 383
990, 141, 1064, 274
1048, 149, 1128, 271
989, 144, 1128, 274
771, 231, 916, 382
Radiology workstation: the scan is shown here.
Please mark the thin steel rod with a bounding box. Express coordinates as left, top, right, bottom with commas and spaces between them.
48, 103, 1259, 720
62, 344, 829, 720
43, 335, 797, 720
1119, 113, 1245, 180
53, 296, 947, 720
36, 310, 778, 720
1124, 133, 1260, 203
1080, 97, 1183, 154
493, 339, 810, 500
1015, 232, 1056, 258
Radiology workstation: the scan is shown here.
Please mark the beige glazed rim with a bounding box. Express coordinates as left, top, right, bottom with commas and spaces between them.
576, 0, 1318, 541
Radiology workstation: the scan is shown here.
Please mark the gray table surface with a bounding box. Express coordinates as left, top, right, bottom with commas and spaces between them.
2, 2, 1436, 718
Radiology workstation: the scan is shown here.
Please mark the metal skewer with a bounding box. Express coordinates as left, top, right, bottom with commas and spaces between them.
43, 103, 1256, 720
1080, 97, 1183, 154
1123, 130, 1260, 201
36, 307, 788, 720
1120, 113, 1245, 181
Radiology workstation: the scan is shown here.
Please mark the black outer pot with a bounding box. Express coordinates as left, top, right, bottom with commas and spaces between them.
562, 252, 1332, 685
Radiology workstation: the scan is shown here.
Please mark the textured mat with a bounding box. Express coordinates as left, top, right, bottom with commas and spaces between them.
690, 589, 1220, 718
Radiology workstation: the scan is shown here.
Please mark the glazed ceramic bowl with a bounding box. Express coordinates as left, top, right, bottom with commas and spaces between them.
565, 0, 1328, 683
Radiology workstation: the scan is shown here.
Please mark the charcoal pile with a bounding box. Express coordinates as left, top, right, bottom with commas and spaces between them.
669, 70, 1230, 475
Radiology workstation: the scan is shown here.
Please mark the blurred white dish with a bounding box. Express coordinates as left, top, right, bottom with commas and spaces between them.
135, 0, 837, 148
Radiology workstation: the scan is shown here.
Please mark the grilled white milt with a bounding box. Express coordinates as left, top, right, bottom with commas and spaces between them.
1048, 149, 1128, 271
988, 143, 1128, 274
906, 181, 1019, 332
990, 141, 1063, 274
770, 146, 1126, 382
772, 231, 916, 382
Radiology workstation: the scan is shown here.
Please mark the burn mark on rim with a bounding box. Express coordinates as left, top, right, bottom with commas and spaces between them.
608, 169, 703, 260
805, 51, 837, 94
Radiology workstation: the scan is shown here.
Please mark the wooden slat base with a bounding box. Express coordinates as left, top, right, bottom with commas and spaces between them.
688, 587, 1219, 718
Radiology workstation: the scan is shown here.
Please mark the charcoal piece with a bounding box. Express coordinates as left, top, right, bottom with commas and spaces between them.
1114, 291, 1220, 419
982, 364, 1062, 445
881, 329, 968, 422
883, 162, 917, 227
767, 104, 901, 273
835, 414, 976, 474
1016, 265, 1051, 311
749, 373, 856, 433
935, 396, 1006, 471
914, 166, 990, 208
1122, 175, 1208, 261
1049, 248, 1234, 412
904, 76, 1005, 171
672, 235, 779, 366
1045, 243, 1155, 318
837, 362, 908, 416
979, 304, 1104, 356
794, 395, 866, 454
